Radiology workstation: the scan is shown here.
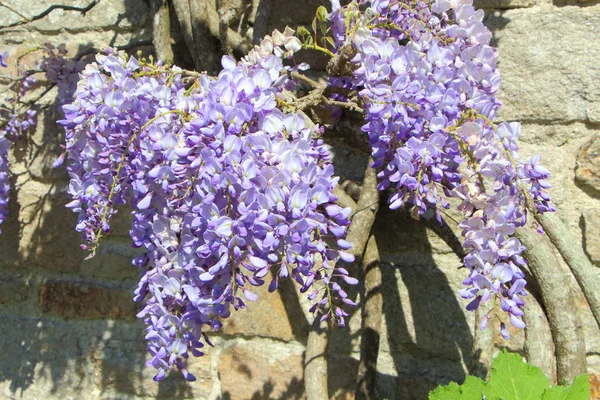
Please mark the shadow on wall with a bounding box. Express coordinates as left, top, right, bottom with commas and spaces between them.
377, 209, 479, 399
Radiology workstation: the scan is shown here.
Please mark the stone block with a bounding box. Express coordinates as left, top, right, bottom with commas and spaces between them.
487, 6, 600, 123
38, 280, 137, 320
576, 135, 600, 198
0, 180, 83, 273
0, 275, 31, 308
220, 271, 298, 342
91, 336, 213, 398
218, 339, 305, 399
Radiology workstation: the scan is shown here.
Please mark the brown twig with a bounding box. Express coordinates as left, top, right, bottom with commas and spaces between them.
524, 285, 557, 384
0, 1, 100, 30
216, 0, 236, 56
252, 0, 271, 44
515, 223, 587, 384
355, 234, 382, 400
535, 212, 600, 331
305, 159, 380, 400
289, 71, 325, 90
305, 316, 331, 400
151, 0, 174, 65
321, 97, 364, 114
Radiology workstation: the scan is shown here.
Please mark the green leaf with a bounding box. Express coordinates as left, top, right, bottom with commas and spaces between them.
429, 376, 486, 400
485, 350, 550, 400
324, 36, 335, 48
316, 6, 328, 21
542, 375, 590, 400
296, 26, 310, 38
429, 381, 463, 400
319, 22, 328, 37
460, 376, 487, 398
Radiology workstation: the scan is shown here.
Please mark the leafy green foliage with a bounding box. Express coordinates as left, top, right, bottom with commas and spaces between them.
485, 350, 549, 399
429, 377, 486, 400
542, 375, 590, 400
428, 350, 590, 400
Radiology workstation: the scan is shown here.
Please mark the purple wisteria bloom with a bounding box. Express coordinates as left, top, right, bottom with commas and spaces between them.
60, 29, 355, 381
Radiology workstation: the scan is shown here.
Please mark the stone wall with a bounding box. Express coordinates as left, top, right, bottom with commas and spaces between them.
0, 0, 599, 399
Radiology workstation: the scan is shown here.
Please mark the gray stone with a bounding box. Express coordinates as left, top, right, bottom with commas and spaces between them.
218, 339, 305, 400
0, 316, 211, 399
0, 0, 149, 33
220, 271, 298, 341
81, 238, 143, 281
487, 6, 600, 123
576, 135, 600, 198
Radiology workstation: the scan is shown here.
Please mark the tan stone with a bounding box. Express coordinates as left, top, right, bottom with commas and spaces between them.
487, 6, 600, 123
218, 340, 305, 400
38, 280, 137, 320
220, 271, 298, 341
0, 179, 84, 273
576, 135, 600, 198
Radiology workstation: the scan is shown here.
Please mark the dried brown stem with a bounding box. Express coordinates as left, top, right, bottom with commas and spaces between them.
524, 286, 557, 384
252, 0, 271, 44
305, 159, 379, 400
289, 71, 325, 90
535, 212, 600, 331
151, 0, 174, 65
305, 316, 330, 400
515, 223, 587, 384
468, 307, 494, 380
172, 0, 220, 73
355, 234, 382, 400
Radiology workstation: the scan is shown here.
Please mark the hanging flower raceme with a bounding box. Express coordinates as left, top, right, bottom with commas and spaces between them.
325, 0, 554, 335
60, 29, 356, 381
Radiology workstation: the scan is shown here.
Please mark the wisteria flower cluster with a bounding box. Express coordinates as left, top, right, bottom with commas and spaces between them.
0, 0, 554, 382
326, 0, 553, 335
0, 53, 10, 232
59, 31, 355, 380
0, 45, 83, 232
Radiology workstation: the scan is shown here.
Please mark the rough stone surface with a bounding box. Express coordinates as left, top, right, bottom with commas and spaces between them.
0, 275, 31, 308
575, 135, 600, 198
487, 6, 600, 123
582, 209, 600, 266
38, 281, 137, 320
0, 1, 600, 399
218, 339, 305, 400
0, 0, 150, 32
221, 271, 298, 341
81, 238, 143, 281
